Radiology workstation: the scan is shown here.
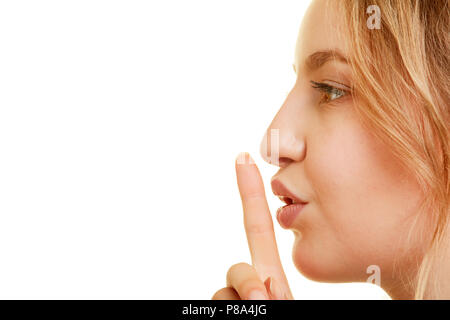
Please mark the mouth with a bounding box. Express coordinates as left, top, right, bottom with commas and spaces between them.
271, 179, 308, 206
277, 195, 302, 206
271, 179, 308, 229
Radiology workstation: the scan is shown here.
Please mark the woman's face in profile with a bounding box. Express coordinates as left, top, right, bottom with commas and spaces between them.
261, 0, 427, 294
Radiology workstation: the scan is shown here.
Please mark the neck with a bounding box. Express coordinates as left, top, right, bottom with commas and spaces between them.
382, 273, 416, 300
386, 230, 450, 300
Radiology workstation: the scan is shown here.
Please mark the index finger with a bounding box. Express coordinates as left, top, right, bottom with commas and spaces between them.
235, 152, 289, 285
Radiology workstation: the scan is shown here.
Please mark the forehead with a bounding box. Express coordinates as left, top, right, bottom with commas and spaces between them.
295, 0, 350, 71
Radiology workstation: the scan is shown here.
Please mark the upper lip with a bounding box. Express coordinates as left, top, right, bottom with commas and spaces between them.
271, 179, 308, 206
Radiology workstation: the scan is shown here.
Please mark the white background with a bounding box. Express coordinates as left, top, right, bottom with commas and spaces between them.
0, 0, 389, 299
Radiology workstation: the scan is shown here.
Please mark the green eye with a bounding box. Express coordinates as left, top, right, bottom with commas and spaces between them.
310, 80, 349, 103
327, 88, 345, 100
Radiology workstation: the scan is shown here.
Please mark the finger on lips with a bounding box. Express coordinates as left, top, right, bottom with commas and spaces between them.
235, 153, 291, 297
235, 153, 283, 275
211, 152, 293, 300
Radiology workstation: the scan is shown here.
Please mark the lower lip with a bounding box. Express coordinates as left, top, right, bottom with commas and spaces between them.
276, 203, 307, 229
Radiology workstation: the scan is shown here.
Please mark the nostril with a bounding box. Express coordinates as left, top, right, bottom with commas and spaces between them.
278, 157, 293, 167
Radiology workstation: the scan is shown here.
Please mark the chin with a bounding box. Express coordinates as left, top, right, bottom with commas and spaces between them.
291, 235, 360, 283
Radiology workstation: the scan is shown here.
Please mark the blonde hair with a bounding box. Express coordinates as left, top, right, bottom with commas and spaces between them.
335, 0, 449, 299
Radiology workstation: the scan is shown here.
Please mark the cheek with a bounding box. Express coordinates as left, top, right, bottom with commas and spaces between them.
296, 117, 424, 280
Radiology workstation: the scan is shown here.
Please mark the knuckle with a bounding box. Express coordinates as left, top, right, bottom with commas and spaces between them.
243, 192, 265, 201
225, 263, 263, 295
227, 262, 250, 275
244, 222, 273, 235
226, 262, 253, 287
211, 287, 229, 300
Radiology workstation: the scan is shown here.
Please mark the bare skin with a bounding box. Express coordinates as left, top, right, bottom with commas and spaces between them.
212, 0, 444, 300
212, 152, 293, 300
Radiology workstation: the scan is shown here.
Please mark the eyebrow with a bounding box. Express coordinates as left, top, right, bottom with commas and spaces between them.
302, 50, 349, 72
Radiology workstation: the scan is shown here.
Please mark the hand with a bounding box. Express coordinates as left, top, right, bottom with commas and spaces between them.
212, 152, 293, 300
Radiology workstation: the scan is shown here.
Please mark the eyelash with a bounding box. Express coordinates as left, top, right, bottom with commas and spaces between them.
310, 80, 349, 104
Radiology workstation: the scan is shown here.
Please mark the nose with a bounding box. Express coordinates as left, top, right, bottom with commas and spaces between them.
259, 89, 307, 168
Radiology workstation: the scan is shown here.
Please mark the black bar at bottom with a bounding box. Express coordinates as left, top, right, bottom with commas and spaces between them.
0, 299, 446, 318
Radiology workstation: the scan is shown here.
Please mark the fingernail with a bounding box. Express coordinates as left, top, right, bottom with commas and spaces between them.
247, 290, 268, 300
235, 152, 255, 165
236, 152, 247, 165
264, 277, 273, 298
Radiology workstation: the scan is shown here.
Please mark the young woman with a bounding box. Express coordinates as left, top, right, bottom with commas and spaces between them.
212, 0, 449, 300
